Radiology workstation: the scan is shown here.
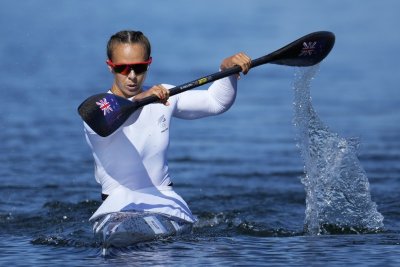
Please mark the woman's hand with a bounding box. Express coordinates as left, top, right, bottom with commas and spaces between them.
134, 85, 170, 106
220, 52, 252, 77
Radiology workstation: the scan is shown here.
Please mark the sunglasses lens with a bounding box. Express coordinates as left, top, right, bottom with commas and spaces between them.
113, 65, 129, 75
113, 63, 149, 75
132, 64, 148, 74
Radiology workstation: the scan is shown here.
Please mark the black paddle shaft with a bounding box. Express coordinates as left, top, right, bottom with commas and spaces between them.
137, 31, 335, 107
78, 31, 335, 137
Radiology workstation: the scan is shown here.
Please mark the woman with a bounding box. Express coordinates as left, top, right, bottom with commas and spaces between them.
83, 30, 251, 247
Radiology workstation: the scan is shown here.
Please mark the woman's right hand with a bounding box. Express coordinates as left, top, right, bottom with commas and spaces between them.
134, 85, 170, 106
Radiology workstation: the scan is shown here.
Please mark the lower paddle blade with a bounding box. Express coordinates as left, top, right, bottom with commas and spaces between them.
254, 31, 335, 68
77, 93, 136, 137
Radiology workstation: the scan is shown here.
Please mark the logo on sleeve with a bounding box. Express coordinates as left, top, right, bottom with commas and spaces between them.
158, 115, 168, 133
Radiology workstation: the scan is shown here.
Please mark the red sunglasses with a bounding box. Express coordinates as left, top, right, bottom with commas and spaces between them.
106, 57, 152, 75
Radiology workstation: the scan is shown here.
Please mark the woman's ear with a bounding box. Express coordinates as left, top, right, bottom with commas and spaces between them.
108, 65, 114, 73
106, 59, 114, 73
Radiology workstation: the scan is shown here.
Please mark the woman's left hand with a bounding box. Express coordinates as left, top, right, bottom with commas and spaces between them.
220, 52, 252, 76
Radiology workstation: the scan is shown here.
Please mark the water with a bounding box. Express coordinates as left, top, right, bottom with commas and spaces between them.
1, 0, 399, 266
293, 66, 384, 235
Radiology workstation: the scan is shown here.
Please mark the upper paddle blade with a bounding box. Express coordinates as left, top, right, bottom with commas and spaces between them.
77, 93, 136, 137
254, 31, 335, 68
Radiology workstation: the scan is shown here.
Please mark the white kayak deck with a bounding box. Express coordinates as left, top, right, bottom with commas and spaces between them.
93, 211, 193, 252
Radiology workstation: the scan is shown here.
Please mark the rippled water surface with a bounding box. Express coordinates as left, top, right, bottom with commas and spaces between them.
1, 0, 399, 266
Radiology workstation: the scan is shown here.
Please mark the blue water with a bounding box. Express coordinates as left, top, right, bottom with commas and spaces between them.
1, 0, 399, 266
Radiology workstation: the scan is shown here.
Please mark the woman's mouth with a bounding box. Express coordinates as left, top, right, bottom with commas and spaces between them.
126, 84, 137, 90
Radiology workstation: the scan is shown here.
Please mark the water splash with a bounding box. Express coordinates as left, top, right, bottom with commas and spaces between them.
292, 66, 384, 235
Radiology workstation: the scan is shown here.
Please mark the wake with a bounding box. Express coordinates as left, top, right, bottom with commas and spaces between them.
292, 66, 384, 235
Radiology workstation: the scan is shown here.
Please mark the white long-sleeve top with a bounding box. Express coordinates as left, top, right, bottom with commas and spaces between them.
84, 75, 238, 222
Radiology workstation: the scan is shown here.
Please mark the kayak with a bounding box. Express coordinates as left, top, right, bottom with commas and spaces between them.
92, 211, 193, 254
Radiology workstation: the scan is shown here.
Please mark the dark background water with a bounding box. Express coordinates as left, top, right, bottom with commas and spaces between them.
0, 0, 399, 266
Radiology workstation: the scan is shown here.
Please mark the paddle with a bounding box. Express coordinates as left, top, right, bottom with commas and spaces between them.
78, 31, 335, 137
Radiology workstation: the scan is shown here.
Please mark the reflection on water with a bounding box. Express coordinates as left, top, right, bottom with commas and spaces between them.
293, 66, 384, 235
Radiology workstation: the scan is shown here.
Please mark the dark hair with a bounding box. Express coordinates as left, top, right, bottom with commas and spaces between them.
107, 30, 151, 60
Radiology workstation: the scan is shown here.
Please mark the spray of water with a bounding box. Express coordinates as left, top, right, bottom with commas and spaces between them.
292, 66, 384, 235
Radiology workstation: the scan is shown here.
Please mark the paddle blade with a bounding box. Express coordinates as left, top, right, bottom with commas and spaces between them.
253, 31, 335, 68
77, 93, 136, 137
